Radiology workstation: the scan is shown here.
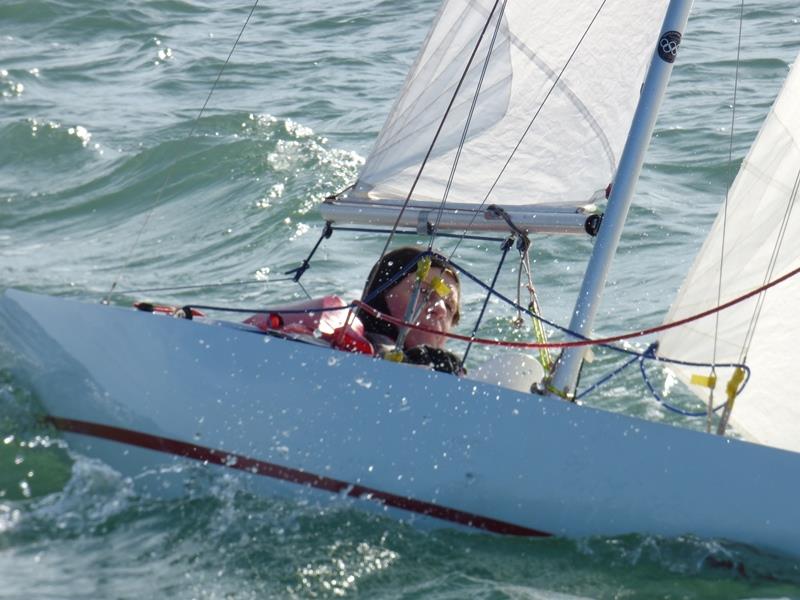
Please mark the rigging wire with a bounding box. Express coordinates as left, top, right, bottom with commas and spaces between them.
518, 239, 553, 370
447, 0, 610, 260
342, 0, 504, 352
738, 171, 800, 356
709, 0, 745, 432
716, 165, 800, 434
103, 0, 261, 304
434, 2, 610, 378
460, 236, 514, 366
410, 0, 583, 374
427, 0, 508, 251
404, 1, 507, 358
715, 2, 800, 435
362, 0, 504, 297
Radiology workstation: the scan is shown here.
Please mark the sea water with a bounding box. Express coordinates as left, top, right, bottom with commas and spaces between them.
1, 0, 800, 597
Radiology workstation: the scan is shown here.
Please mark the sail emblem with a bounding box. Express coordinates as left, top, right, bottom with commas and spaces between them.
658, 31, 682, 63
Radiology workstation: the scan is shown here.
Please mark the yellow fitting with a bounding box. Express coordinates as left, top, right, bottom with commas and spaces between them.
726, 367, 746, 401
690, 373, 717, 389
383, 349, 405, 363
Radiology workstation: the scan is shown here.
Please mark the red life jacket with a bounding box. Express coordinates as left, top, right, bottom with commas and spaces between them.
243, 295, 374, 355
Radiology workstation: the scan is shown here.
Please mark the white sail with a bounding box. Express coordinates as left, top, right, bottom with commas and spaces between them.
658, 56, 800, 453
347, 0, 670, 213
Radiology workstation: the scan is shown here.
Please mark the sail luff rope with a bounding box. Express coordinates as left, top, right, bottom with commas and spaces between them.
447, 0, 611, 260
103, 0, 261, 304
708, 0, 745, 432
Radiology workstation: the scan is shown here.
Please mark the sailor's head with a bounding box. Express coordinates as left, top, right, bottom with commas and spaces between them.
360, 246, 460, 349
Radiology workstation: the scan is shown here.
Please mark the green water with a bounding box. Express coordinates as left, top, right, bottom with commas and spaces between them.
2, 0, 800, 597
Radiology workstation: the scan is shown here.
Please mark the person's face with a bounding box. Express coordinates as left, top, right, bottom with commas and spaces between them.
384, 267, 459, 349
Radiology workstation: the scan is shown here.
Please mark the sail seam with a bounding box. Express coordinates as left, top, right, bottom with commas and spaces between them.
501, 16, 616, 175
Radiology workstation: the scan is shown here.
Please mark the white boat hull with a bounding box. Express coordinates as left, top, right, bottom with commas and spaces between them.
2, 289, 798, 555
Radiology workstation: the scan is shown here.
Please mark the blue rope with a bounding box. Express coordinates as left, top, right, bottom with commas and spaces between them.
448, 258, 752, 413
461, 237, 514, 365
637, 343, 751, 417
573, 341, 750, 417
448, 257, 580, 339
359, 254, 753, 418
574, 352, 641, 401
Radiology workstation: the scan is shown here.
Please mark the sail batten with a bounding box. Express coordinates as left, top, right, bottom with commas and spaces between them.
331, 0, 670, 226
659, 57, 800, 453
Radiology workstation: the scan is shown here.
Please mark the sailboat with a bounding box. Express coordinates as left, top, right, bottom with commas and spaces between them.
2, 0, 800, 557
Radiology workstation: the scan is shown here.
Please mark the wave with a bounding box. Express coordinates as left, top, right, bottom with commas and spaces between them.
0, 112, 362, 299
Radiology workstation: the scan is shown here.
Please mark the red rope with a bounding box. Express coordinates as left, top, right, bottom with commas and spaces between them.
354, 263, 800, 350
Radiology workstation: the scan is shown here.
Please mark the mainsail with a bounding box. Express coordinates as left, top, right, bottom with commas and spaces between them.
659, 56, 800, 453
322, 0, 670, 232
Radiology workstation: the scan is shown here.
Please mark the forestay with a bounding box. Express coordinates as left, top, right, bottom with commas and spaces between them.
658, 56, 800, 454
323, 0, 670, 233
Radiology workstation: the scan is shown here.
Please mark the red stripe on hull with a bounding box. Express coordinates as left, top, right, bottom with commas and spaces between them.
47, 416, 550, 538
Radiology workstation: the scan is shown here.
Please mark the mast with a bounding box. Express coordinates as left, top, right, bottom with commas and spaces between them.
548, 0, 694, 398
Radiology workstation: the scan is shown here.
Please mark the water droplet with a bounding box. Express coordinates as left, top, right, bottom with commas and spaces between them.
355, 377, 372, 389
18, 481, 30, 498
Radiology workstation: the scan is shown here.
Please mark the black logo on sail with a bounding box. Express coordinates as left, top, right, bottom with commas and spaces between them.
658, 31, 682, 63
